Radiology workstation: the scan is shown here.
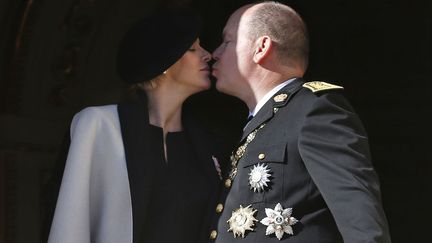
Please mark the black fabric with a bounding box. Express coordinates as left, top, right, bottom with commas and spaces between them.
246, 115, 253, 123
118, 90, 227, 243
141, 127, 212, 243
240, 79, 304, 142
41, 131, 71, 243
118, 91, 158, 243
116, 7, 201, 84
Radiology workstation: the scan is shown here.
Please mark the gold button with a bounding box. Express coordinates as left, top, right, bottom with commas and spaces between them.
224, 178, 232, 188
216, 203, 224, 213
210, 230, 218, 239
258, 153, 265, 160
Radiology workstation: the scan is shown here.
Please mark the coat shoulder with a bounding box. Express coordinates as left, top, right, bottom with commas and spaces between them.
73, 104, 119, 126
302, 81, 344, 93
75, 104, 118, 121
70, 104, 120, 137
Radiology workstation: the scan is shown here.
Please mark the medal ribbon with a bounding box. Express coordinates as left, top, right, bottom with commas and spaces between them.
228, 123, 267, 180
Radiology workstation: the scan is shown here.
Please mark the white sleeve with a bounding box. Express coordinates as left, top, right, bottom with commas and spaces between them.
48, 106, 133, 243
47, 108, 99, 243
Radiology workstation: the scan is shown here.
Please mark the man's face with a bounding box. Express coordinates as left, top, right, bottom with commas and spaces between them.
212, 7, 254, 97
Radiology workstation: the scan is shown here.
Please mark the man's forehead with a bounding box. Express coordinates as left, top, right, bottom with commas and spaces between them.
222, 16, 238, 36
222, 27, 233, 39
222, 5, 253, 38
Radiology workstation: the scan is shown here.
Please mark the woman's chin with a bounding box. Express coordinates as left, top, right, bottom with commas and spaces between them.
191, 81, 211, 94
203, 79, 212, 90
198, 78, 211, 89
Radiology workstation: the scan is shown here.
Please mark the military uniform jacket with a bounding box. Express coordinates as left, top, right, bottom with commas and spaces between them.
210, 79, 391, 243
48, 94, 224, 243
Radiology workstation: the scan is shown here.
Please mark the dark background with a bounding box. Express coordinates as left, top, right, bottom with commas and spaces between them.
1, 0, 431, 242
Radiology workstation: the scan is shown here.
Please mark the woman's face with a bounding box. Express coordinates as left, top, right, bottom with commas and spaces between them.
165, 39, 212, 93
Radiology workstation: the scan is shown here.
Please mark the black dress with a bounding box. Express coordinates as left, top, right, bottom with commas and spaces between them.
140, 125, 214, 243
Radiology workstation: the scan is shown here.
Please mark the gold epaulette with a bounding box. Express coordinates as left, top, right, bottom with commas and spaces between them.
302, 81, 344, 93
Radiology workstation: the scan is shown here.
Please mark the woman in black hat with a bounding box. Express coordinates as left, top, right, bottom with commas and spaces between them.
48, 8, 227, 243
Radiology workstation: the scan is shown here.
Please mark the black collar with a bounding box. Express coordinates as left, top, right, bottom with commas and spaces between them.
240, 78, 304, 142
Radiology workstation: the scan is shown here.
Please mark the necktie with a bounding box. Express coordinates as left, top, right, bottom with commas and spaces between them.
243, 114, 254, 130
246, 114, 254, 123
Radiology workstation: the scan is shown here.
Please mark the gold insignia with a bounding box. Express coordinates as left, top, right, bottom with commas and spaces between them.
273, 93, 288, 102
302, 81, 343, 93
216, 203, 224, 213
227, 205, 258, 238
225, 178, 232, 188
210, 230, 218, 239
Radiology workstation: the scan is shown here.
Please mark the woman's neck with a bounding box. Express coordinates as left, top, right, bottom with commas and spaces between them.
145, 85, 187, 133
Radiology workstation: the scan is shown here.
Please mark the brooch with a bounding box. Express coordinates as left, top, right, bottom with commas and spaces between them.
260, 203, 298, 240
227, 205, 258, 238
212, 156, 222, 180
248, 163, 271, 192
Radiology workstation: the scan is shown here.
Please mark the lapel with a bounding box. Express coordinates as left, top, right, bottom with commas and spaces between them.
184, 116, 220, 187
117, 91, 163, 243
240, 78, 305, 142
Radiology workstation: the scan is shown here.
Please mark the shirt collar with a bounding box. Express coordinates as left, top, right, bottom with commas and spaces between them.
249, 78, 296, 117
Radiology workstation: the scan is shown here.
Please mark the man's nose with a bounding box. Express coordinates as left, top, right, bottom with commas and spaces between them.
212, 47, 220, 61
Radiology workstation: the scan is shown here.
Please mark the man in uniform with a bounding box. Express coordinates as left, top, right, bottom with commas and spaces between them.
209, 1, 391, 242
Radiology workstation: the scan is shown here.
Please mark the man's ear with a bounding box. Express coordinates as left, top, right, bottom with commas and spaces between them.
253, 36, 273, 64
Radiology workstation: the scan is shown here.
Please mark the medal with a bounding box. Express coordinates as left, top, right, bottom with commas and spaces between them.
227, 205, 258, 238
260, 203, 298, 240
248, 163, 271, 192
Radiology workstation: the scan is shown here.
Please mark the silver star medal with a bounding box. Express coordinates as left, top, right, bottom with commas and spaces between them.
260, 203, 298, 240
248, 163, 271, 192
227, 205, 258, 238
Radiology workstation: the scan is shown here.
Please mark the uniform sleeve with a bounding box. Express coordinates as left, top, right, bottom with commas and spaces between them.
298, 92, 391, 243
47, 108, 99, 243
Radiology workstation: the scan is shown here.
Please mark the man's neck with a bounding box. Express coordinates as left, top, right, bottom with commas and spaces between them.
249, 78, 296, 116
244, 72, 294, 110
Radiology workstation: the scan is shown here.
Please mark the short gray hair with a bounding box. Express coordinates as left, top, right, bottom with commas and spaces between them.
247, 1, 309, 69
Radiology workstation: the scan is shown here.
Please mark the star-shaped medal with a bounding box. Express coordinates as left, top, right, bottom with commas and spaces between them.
248, 163, 271, 192
260, 203, 298, 240
227, 205, 258, 238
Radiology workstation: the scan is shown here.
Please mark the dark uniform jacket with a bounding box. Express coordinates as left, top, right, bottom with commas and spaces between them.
208, 78, 391, 243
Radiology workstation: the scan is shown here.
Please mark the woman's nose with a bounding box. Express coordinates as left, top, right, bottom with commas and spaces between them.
202, 50, 211, 62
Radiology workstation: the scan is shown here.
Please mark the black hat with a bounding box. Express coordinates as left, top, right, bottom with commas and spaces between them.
117, 7, 201, 84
